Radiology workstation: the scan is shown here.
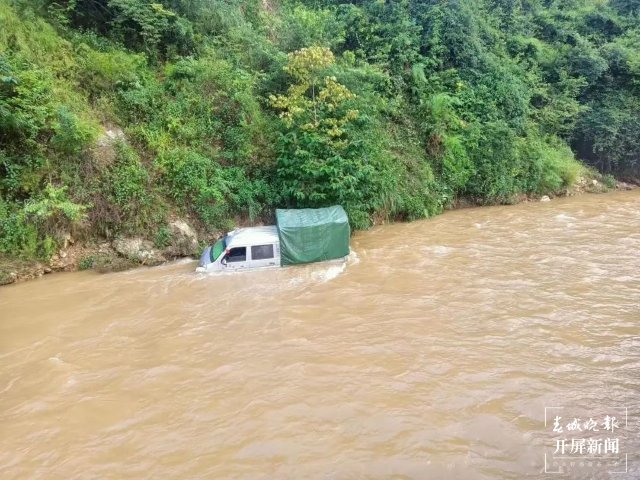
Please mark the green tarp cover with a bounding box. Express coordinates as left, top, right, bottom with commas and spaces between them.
276, 206, 350, 266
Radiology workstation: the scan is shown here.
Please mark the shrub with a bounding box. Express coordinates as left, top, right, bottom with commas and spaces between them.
78, 255, 95, 270
0, 209, 38, 258
0, 184, 87, 260
156, 147, 265, 229
94, 141, 166, 235
603, 174, 617, 189
154, 225, 172, 248
78, 46, 147, 97
50, 106, 95, 155
463, 122, 522, 202
518, 136, 583, 194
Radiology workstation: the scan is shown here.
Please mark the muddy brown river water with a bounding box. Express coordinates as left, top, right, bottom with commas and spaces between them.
1, 191, 639, 479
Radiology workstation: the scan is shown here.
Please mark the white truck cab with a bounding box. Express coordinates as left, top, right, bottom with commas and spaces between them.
196, 226, 281, 273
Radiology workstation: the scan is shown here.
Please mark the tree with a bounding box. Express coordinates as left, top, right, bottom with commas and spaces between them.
269, 46, 375, 216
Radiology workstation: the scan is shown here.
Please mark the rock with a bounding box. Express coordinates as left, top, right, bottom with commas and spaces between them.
113, 237, 166, 265
34, 264, 45, 277
97, 128, 126, 147
44, 267, 52, 274
164, 220, 199, 257
62, 232, 74, 249
592, 179, 599, 186
540, 195, 551, 202
50, 251, 73, 270
93, 127, 126, 168
0, 271, 18, 285
113, 237, 145, 257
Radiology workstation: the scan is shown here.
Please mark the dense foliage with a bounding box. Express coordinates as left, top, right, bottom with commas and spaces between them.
1, 0, 639, 259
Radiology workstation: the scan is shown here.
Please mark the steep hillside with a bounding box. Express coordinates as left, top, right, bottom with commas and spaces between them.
1, 0, 639, 271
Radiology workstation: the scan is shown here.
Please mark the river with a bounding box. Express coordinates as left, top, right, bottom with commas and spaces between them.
1, 191, 639, 479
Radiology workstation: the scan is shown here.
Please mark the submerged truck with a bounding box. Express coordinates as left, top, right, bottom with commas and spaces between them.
196, 205, 350, 272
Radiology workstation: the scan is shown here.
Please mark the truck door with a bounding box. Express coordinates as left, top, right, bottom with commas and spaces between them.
221, 247, 248, 270
249, 244, 277, 268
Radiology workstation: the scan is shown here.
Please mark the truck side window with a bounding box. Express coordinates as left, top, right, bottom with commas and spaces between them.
226, 247, 246, 262
251, 244, 274, 260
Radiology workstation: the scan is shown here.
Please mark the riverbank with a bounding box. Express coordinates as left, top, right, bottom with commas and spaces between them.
1, 176, 636, 287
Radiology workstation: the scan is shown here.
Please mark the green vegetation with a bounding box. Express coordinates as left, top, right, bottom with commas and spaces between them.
1, 0, 639, 261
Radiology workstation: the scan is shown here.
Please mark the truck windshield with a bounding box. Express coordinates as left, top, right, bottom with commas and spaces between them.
210, 238, 226, 262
